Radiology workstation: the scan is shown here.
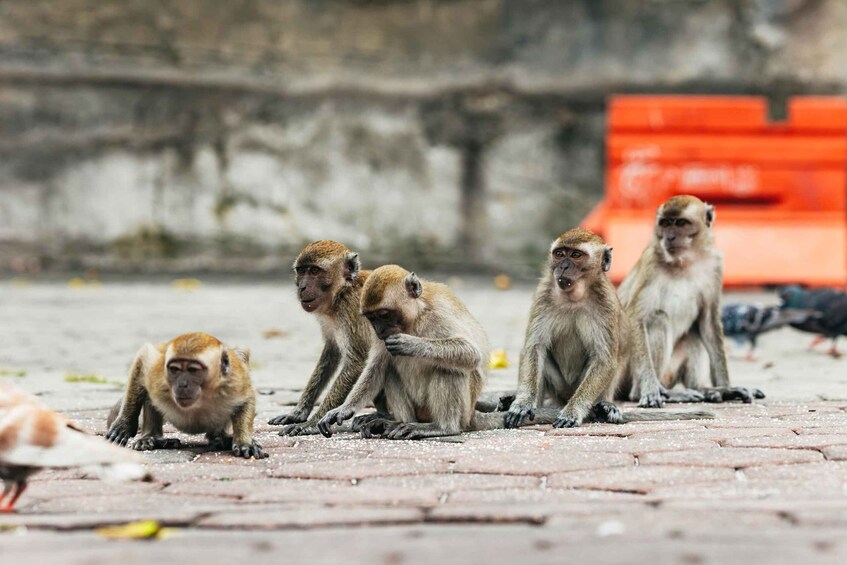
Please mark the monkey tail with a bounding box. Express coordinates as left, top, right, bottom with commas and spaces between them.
620, 409, 714, 423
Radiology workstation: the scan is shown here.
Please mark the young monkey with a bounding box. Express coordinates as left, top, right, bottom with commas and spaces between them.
317, 265, 502, 440
267, 240, 388, 436
106, 332, 267, 459
618, 195, 765, 407
504, 228, 713, 429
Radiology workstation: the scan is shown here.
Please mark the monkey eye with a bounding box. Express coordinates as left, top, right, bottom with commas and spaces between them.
295, 266, 306, 275
167, 364, 179, 374
309, 266, 320, 276
570, 250, 583, 259
674, 219, 690, 227
659, 219, 671, 227
553, 249, 565, 258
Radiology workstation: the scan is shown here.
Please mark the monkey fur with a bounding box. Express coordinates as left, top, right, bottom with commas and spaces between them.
106, 332, 267, 459
504, 228, 714, 429
618, 195, 765, 407
317, 265, 505, 440
267, 240, 390, 436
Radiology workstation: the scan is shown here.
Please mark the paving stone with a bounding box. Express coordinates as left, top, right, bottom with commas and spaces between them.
822, 445, 847, 461
197, 505, 425, 529
650, 479, 847, 500
272, 457, 450, 480
630, 426, 796, 442
451, 450, 633, 475
445, 487, 651, 505
545, 421, 706, 437
638, 447, 823, 468
547, 465, 735, 493
723, 434, 847, 449
745, 461, 847, 481
361, 473, 539, 491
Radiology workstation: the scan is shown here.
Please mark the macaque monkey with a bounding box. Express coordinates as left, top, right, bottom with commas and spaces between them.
505, 228, 713, 429
106, 333, 267, 459
619, 195, 764, 407
317, 265, 504, 440
267, 240, 389, 436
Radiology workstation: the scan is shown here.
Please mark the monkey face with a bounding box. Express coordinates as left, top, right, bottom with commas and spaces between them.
656, 216, 699, 256
551, 246, 589, 290
294, 264, 334, 313
364, 308, 404, 340
166, 358, 208, 408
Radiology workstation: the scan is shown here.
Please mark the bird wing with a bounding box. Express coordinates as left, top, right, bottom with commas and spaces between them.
1, 390, 141, 470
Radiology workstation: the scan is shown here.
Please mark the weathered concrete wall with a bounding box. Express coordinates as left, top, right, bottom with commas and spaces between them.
0, 0, 844, 273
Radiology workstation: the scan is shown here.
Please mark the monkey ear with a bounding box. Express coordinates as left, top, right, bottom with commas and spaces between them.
231, 346, 250, 366
345, 252, 361, 283
405, 272, 423, 299
220, 349, 231, 378
704, 204, 716, 227
602, 247, 613, 272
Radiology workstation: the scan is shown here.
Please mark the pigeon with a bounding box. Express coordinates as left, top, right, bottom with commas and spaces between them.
1, 382, 149, 512
721, 303, 821, 360
778, 285, 847, 357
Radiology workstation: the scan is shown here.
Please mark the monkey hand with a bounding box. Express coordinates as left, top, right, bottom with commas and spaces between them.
279, 423, 321, 437
132, 436, 181, 451
317, 406, 355, 438
232, 440, 268, 459
384, 334, 421, 357
504, 402, 535, 429
268, 409, 309, 426
106, 419, 139, 447
703, 386, 765, 404
358, 417, 397, 439
552, 410, 582, 429
638, 387, 665, 408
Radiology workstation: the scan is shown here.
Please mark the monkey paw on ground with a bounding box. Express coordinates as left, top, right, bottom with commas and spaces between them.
384, 423, 429, 440
232, 441, 268, 459
587, 401, 623, 424
552, 412, 582, 428
279, 424, 320, 437
637, 387, 666, 408
105, 421, 138, 447
317, 407, 355, 438
358, 417, 398, 439
131, 437, 182, 451
704, 387, 766, 404
351, 412, 386, 432
268, 410, 308, 426
383, 334, 420, 357
503, 403, 535, 429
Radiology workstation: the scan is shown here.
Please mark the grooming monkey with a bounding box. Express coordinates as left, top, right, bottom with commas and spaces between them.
106, 332, 267, 459
618, 195, 764, 407
505, 228, 713, 429
267, 240, 388, 436
271, 241, 499, 436
317, 265, 506, 440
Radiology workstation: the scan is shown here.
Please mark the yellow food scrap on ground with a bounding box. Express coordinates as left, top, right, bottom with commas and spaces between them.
96, 520, 177, 540
172, 278, 202, 291
488, 349, 510, 369
67, 277, 87, 289
493, 274, 512, 290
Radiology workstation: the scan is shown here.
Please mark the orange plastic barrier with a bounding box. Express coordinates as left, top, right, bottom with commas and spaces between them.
582, 96, 847, 286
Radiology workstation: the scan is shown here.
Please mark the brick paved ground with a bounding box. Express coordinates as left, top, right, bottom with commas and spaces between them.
1, 278, 846, 564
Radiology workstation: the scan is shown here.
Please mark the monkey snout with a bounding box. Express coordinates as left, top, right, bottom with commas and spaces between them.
557, 277, 574, 289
